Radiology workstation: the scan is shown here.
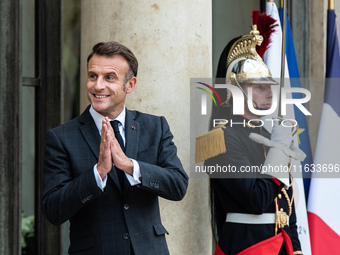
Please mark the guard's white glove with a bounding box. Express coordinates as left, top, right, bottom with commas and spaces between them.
271, 119, 294, 147
249, 118, 306, 188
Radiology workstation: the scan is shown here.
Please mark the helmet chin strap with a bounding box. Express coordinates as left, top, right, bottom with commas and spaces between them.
253, 103, 268, 111
234, 76, 265, 111
250, 101, 269, 111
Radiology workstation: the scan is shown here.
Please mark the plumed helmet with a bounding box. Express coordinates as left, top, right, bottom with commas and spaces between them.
224, 25, 278, 104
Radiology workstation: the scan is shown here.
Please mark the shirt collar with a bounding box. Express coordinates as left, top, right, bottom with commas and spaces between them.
89, 105, 126, 133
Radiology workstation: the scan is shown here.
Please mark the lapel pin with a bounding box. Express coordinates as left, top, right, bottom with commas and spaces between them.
132, 126, 136, 129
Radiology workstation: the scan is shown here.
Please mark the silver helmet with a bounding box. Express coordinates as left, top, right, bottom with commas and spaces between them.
224, 25, 278, 104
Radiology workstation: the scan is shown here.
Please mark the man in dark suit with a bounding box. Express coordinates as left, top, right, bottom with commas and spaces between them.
42, 41, 188, 255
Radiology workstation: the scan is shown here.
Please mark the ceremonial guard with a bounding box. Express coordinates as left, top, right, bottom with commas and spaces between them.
196, 24, 304, 255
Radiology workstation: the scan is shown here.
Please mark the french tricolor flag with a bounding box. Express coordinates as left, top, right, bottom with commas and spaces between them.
263, 2, 311, 254
307, 7, 340, 255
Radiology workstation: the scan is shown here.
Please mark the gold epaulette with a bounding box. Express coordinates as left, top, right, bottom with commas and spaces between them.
195, 124, 227, 163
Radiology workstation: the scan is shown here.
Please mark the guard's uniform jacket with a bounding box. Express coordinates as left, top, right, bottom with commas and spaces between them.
206, 115, 302, 255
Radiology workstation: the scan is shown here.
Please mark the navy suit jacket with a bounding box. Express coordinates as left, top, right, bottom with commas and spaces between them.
42, 106, 188, 255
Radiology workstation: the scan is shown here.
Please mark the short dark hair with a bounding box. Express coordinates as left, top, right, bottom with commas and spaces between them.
87, 41, 138, 81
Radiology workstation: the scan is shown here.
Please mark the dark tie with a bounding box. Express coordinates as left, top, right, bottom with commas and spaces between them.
110, 120, 125, 152
110, 120, 125, 186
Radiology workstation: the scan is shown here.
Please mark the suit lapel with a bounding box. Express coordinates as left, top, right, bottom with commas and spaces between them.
79, 106, 123, 195
123, 109, 140, 195
79, 107, 101, 159
125, 109, 139, 160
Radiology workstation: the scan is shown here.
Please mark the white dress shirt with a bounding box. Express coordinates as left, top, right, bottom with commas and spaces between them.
89, 106, 141, 191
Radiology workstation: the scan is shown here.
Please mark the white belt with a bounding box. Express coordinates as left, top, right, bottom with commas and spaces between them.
226, 213, 289, 226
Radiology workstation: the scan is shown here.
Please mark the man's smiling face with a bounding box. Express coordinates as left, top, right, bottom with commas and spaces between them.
86, 54, 135, 119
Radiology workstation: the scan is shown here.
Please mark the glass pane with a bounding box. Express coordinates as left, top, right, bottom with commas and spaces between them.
21, 0, 36, 253
63, 0, 81, 122
22, 0, 35, 77
21, 86, 36, 253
